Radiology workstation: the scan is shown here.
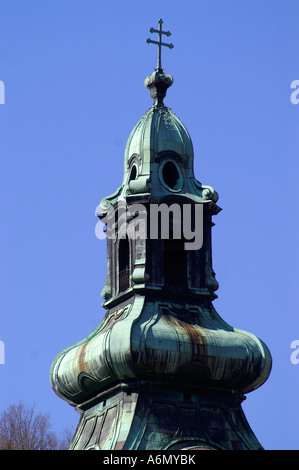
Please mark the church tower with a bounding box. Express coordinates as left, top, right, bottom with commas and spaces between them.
50, 20, 272, 450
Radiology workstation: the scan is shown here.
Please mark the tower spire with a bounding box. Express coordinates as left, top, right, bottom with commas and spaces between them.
144, 19, 174, 106
146, 19, 174, 72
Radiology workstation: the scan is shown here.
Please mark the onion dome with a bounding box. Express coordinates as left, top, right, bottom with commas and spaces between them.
124, 70, 195, 183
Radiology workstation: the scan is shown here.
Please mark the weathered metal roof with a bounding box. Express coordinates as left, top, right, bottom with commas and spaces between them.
50, 296, 271, 409
50, 21, 272, 450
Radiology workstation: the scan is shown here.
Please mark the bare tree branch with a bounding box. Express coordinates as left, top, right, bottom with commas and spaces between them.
0, 402, 73, 450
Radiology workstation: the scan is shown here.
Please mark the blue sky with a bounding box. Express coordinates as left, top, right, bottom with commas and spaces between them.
0, 0, 298, 450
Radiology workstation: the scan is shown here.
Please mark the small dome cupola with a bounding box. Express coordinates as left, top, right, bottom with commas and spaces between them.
121, 20, 197, 198
99, 19, 219, 208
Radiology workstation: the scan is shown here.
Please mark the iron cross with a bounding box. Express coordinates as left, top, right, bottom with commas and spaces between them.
146, 19, 174, 72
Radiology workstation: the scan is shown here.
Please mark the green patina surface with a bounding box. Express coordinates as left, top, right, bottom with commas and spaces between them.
50, 20, 272, 451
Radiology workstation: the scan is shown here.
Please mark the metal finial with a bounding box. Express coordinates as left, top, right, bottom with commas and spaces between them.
146, 19, 174, 72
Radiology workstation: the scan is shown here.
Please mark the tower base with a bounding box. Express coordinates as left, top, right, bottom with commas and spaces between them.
69, 381, 263, 450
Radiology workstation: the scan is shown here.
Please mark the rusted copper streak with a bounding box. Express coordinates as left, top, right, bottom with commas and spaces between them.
163, 314, 207, 361
78, 341, 90, 373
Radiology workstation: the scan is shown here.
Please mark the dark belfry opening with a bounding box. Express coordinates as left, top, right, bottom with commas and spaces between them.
162, 161, 179, 189
163, 233, 187, 288
119, 236, 130, 292
129, 164, 137, 181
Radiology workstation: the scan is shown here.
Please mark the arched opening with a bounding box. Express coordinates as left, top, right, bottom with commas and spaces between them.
119, 236, 130, 292
163, 235, 186, 287
129, 164, 137, 181
162, 161, 180, 189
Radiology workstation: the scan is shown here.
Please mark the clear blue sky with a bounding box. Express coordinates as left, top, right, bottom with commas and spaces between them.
0, 0, 298, 450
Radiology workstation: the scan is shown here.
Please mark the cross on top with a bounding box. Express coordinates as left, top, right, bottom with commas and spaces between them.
146, 19, 174, 72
